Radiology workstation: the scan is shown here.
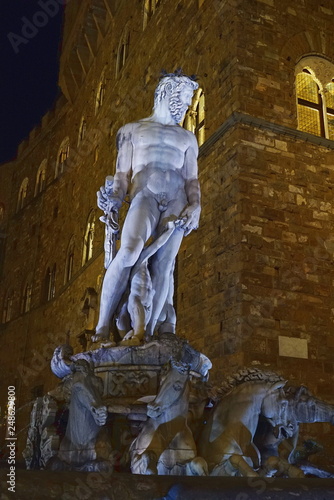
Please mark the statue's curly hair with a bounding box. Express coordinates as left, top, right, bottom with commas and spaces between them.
154, 69, 199, 107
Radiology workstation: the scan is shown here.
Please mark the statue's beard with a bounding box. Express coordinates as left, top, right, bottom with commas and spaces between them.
169, 94, 187, 123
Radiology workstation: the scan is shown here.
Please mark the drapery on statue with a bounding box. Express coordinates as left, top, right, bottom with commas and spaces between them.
93, 70, 201, 345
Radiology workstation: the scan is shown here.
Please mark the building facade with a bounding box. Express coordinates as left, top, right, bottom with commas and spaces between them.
1, 0, 334, 459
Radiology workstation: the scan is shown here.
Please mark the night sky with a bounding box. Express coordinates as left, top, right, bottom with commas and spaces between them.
0, 1, 64, 165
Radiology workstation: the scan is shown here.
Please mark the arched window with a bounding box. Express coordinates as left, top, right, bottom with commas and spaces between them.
116, 29, 130, 76
143, 0, 161, 29
0, 203, 5, 223
17, 178, 29, 212
2, 290, 13, 323
95, 71, 106, 113
296, 70, 323, 136
21, 282, 32, 313
94, 145, 99, 164
82, 211, 95, 265
55, 138, 70, 178
64, 237, 75, 283
43, 265, 56, 302
34, 159, 47, 196
296, 56, 334, 140
182, 88, 205, 146
78, 116, 87, 147
325, 81, 334, 141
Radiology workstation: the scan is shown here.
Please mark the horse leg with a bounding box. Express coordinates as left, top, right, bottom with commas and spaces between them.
261, 456, 305, 478
186, 456, 208, 476
131, 450, 158, 475
229, 454, 259, 477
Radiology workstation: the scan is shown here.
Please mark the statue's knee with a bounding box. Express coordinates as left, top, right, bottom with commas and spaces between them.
118, 245, 141, 268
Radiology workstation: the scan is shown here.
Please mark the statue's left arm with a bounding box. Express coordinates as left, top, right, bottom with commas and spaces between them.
180, 132, 201, 236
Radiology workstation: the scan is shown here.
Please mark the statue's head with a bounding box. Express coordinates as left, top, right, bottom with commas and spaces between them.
154, 69, 199, 123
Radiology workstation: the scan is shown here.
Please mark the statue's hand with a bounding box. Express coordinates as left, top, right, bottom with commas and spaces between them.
97, 186, 122, 213
91, 405, 108, 426
179, 204, 201, 236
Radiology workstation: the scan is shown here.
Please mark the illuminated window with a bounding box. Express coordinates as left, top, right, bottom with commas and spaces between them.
78, 116, 87, 146
65, 237, 75, 283
296, 61, 334, 140
21, 282, 32, 313
82, 211, 95, 265
34, 159, 46, 196
17, 178, 29, 212
2, 291, 13, 323
95, 71, 106, 113
296, 70, 323, 136
116, 29, 130, 76
325, 82, 334, 141
43, 265, 56, 302
143, 0, 161, 29
94, 145, 99, 164
55, 138, 70, 178
0, 203, 4, 222
182, 88, 205, 146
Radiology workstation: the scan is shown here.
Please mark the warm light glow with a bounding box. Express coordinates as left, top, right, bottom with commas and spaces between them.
183, 88, 205, 146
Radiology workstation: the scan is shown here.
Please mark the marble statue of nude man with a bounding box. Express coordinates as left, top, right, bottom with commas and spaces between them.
92, 71, 201, 344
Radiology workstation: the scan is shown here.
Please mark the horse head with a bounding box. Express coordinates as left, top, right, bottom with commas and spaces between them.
286, 385, 334, 425
261, 380, 293, 438
147, 359, 190, 419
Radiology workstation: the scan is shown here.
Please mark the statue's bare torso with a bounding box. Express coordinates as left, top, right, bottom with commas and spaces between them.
118, 121, 196, 202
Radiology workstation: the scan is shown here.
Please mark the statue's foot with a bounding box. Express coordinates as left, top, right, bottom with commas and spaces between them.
91, 329, 116, 347
121, 336, 141, 346
120, 330, 143, 346
122, 329, 134, 341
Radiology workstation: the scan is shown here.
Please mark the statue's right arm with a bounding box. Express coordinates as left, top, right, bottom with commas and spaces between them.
110, 124, 134, 209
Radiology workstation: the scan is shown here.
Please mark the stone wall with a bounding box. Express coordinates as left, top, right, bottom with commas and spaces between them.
1, 0, 334, 457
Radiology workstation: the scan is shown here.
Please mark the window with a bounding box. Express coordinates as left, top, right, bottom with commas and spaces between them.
21, 282, 32, 313
65, 237, 75, 283
143, 0, 161, 29
296, 71, 323, 136
34, 160, 47, 196
325, 81, 334, 141
0, 203, 5, 223
43, 265, 56, 302
82, 211, 95, 265
296, 56, 334, 140
2, 291, 13, 323
94, 145, 99, 164
95, 72, 106, 113
78, 116, 87, 147
182, 88, 205, 146
17, 178, 29, 212
116, 29, 130, 76
55, 138, 70, 178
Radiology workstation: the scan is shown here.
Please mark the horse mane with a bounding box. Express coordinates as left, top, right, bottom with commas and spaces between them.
211, 367, 285, 401
157, 333, 203, 372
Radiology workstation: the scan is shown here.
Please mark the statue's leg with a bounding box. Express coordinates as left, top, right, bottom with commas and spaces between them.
145, 193, 187, 338
94, 195, 159, 341
146, 229, 184, 338
157, 263, 176, 334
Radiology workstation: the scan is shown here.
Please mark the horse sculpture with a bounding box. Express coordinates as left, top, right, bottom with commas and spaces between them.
254, 384, 334, 475
130, 359, 208, 475
198, 368, 290, 477
49, 359, 110, 471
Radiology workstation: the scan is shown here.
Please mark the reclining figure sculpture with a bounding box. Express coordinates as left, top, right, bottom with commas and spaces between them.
48, 356, 110, 471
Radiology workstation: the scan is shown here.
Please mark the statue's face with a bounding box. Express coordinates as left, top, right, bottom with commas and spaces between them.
168, 86, 194, 124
